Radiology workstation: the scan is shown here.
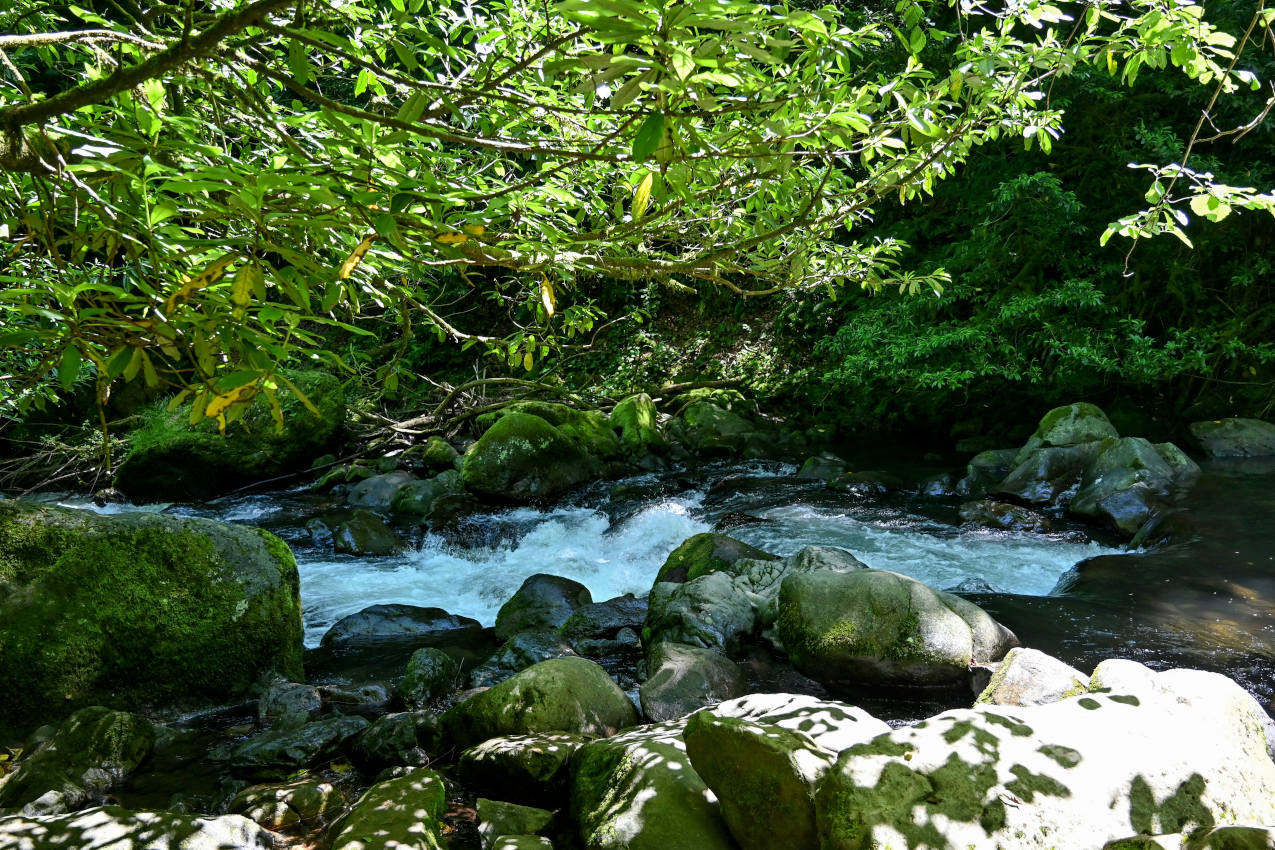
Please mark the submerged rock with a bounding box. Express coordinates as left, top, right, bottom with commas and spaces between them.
0, 502, 303, 731
775, 569, 1017, 690
0, 806, 275, 849
1190, 417, 1275, 458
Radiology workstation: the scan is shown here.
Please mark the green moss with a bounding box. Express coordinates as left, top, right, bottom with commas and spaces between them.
655, 532, 776, 583
0, 502, 303, 732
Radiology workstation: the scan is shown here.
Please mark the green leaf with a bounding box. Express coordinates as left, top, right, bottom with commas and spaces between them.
633, 112, 665, 161
58, 346, 81, 390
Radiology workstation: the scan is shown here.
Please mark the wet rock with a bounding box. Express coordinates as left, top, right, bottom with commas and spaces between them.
829, 470, 904, 495
258, 680, 322, 727
317, 508, 403, 556
814, 665, 1275, 849
0, 707, 154, 815
462, 412, 603, 503
0, 806, 275, 849
114, 369, 344, 501
441, 657, 639, 751
572, 628, 642, 658
1190, 417, 1275, 458
775, 569, 1017, 689
476, 798, 554, 850
351, 712, 437, 770
496, 575, 593, 639
996, 442, 1103, 505
330, 768, 447, 850
559, 595, 648, 642
611, 393, 668, 456
1153, 442, 1202, 487
469, 631, 578, 689
319, 683, 391, 714
391, 469, 469, 520
1014, 402, 1120, 465
796, 454, 848, 483
229, 714, 369, 779
975, 648, 1090, 707
947, 577, 997, 594
347, 471, 418, 510
644, 572, 756, 654
654, 532, 777, 585
956, 448, 1019, 497
916, 472, 958, 497
0, 502, 304, 732
396, 647, 459, 708
683, 710, 832, 850
227, 778, 343, 830
1070, 437, 1177, 534
958, 500, 1053, 533
639, 642, 747, 723
459, 734, 588, 807
320, 604, 482, 650
570, 723, 736, 850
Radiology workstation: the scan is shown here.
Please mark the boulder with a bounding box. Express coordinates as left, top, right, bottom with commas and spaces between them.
1154, 442, 1202, 487
351, 711, 437, 770
459, 734, 588, 807
956, 448, 1019, 498
644, 572, 757, 654
396, 647, 459, 708
1070, 437, 1177, 534
996, 442, 1103, 505
441, 657, 639, 751
796, 454, 848, 483
319, 604, 482, 650
115, 369, 344, 501
417, 435, 461, 472
476, 798, 554, 849
496, 575, 593, 640
710, 693, 891, 752
0, 707, 154, 815
1014, 402, 1120, 465
229, 714, 369, 780
391, 470, 472, 524
257, 680, 322, 727
559, 594, 648, 642
227, 779, 342, 831
477, 402, 621, 462
975, 648, 1090, 707
462, 413, 603, 502
678, 401, 756, 457
639, 642, 747, 723
330, 509, 403, 555
347, 471, 418, 510
330, 768, 447, 850
610, 394, 667, 455
654, 533, 777, 584
815, 666, 1275, 849
775, 569, 1017, 689
570, 723, 737, 850
683, 710, 832, 850
1190, 417, 1275, 458
0, 806, 275, 849
0, 502, 303, 731
470, 631, 578, 689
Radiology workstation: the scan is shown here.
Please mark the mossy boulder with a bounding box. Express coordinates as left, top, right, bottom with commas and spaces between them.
0, 706, 154, 814
440, 657, 639, 751
638, 642, 747, 723
1189, 417, 1275, 458
329, 768, 447, 850
396, 647, 459, 708
477, 402, 621, 462
1013, 402, 1120, 466
0, 502, 304, 732
775, 569, 1017, 689
462, 413, 603, 503
115, 369, 344, 501
468, 630, 578, 690
975, 648, 1090, 707
678, 401, 755, 456
459, 733, 588, 807
227, 779, 343, 831
496, 574, 594, 640
610, 394, 667, 456
0, 806, 276, 849
655, 532, 777, 585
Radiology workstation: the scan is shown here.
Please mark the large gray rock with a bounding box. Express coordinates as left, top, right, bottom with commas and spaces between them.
1070, 437, 1178, 534
975, 647, 1090, 707
320, 604, 482, 649
441, 657, 639, 751
1014, 402, 1120, 465
996, 442, 1103, 505
0, 806, 275, 849
462, 412, 602, 503
639, 642, 747, 723
776, 569, 1017, 689
815, 664, 1275, 850
644, 572, 757, 653
0, 502, 304, 731
459, 733, 588, 807
0, 707, 154, 815
570, 723, 736, 850
496, 574, 593, 639
330, 768, 447, 850
1190, 418, 1275, 458
229, 714, 369, 779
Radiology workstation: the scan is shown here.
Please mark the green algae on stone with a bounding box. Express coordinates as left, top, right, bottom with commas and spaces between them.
654, 532, 777, 584
609, 394, 667, 456
0, 501, 304, 732
114, 369, 345, 501
476, 402, 621, 462
462, 412, 603, 502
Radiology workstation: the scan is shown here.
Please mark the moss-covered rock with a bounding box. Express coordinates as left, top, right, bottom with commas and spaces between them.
441, 657, 639, 751
775, 569, 1017, 689
610, 394, 667, 456
975, 648, 1090, 707
396, 647, 458, 709
1069, 437, 1178, 534
468, 631, 578, 690
638, 642, 747, 723
655, 532, 777, 585
0, 706, 154, 814
678, 401, 756, 456
477, 402, 621, 462
0, 502, 304, 733
330, 768, 447, 850
114, 369, 345, 501
459, 733, 588, 808
227, 779, 343, 831
0, 806, 276, 848
462, 413, 602, 503
1013, 402, 1120, 466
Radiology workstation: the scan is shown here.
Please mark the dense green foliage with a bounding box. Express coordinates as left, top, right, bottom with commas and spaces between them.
0, 0, 1272, 447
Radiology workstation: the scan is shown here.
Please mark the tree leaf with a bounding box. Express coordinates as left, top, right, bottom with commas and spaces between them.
633, 171, 653, 218
58, 346, 81, 391
633, 112, 665, 161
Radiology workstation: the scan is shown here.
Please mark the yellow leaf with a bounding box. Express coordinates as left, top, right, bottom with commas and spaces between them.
165, 253, 238, 313
231, 263, 259, 312
633, 172, 653, 219
462, 224, 486, 236
339, 235, 376, 280
523, 351, 534, 371
435, 231, 468, 244
540, 274, 555, 317
1106, 51, 1118, 75
205, 383, 255, 419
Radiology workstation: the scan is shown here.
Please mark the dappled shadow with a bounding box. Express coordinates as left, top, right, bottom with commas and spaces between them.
0, 805, 273, 849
